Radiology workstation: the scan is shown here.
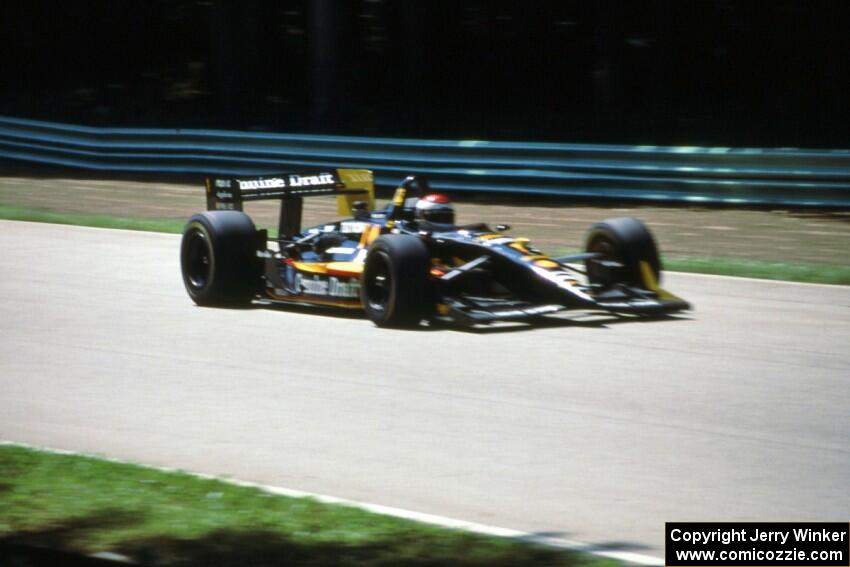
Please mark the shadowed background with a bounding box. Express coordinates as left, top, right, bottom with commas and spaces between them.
2, 0, 848, 147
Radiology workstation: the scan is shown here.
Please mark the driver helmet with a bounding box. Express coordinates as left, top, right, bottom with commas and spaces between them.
415, 193, 455, 225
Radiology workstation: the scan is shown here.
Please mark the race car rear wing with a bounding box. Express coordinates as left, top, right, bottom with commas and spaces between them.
205, 169, 374, 238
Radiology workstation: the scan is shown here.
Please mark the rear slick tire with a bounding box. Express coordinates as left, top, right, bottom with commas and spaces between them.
361, 234, 431, 327
180, 210, 260, 306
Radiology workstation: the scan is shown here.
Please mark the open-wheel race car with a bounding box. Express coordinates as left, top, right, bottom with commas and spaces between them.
180, 169, 690, 327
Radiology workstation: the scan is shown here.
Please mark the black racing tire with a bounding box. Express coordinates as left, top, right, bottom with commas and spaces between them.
584, 217, 662, 289
361, 234, 431, 328
180, 210, 261, 306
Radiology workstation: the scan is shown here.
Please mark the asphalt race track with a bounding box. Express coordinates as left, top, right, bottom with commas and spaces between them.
1, 220, 848, 559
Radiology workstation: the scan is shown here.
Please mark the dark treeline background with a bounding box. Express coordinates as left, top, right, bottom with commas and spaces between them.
2, 0, 848, 146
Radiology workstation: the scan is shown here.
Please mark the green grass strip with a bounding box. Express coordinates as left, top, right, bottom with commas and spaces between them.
0, 204, 185, 233
0, 445, 613, 567
664, 257, 850, 285
2, 204, 847, 285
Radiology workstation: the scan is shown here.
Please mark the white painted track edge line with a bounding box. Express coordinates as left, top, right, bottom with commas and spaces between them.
0, 440, 664, 566
0, 219, 180, 239
666, 269, 849, 288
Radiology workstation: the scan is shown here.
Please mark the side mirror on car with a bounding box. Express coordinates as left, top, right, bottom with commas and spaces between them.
495, 224, 511, 232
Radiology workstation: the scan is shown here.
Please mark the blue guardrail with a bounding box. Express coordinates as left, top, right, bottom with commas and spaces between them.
1, 116, 849, 207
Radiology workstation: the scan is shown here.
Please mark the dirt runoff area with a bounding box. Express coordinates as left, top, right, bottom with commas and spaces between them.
0, 174, 848, 267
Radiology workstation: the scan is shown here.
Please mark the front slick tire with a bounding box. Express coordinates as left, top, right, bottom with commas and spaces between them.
361, 234, 431, 328
584, 217, 661, 289
180, 210, 260, 306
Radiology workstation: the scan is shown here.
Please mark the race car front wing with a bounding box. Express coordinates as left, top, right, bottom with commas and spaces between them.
437, 283, 690, 326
